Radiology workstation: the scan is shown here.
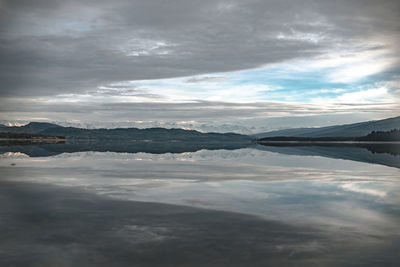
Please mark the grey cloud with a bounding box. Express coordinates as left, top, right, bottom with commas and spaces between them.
86, 85, 164, 98
1, 0, 399, 97
186, 76, 227, 83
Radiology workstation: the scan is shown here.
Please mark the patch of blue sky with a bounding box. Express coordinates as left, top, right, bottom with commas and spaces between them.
227, 67, 347, 101
122, 60, 396, 103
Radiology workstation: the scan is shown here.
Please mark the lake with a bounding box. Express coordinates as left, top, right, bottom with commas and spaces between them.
1, 143, 399, 266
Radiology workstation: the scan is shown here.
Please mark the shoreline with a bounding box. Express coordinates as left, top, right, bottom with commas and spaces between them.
0, 138, 66, 142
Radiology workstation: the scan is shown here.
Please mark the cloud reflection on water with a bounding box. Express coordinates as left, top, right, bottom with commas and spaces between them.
1, 147, 400, 265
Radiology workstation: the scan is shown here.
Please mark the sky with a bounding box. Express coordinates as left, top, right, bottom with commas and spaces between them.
0, 0, 399, 133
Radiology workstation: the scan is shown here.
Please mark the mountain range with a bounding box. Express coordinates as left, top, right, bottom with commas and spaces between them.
1, 115, 399, 140
253, 116, 400, 138
0, 122, 251, 143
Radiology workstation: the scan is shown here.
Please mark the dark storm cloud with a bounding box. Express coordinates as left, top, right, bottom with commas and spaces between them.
1, 0, 399, 97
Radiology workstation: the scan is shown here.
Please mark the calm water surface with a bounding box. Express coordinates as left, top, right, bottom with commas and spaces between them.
1, 144, 399, 266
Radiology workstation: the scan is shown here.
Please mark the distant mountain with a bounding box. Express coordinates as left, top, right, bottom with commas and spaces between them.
257, 129, 400, 142
0, 122, 251, 143
253, 116, 400, 138
0, 122, 61, 134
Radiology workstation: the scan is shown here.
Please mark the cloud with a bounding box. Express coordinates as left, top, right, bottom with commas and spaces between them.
335, 87, 391, 103
310, 81, 399, 104
1, 97, 399, 133
1, 0, 399, 98
186, 76, 227, 83
1, 0, 399, 129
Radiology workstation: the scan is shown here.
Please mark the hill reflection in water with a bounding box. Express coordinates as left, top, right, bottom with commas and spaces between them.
1, 140, 399, 169
256, 143, 400, 169
0, 140, 251, 157
1, 142, 400, 266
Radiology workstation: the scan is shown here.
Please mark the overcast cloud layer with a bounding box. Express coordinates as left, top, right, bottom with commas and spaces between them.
0, 0, 399, 132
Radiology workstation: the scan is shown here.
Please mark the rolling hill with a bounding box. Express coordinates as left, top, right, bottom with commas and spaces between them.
253, 116, 400, 138
0, 122, 251, 143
